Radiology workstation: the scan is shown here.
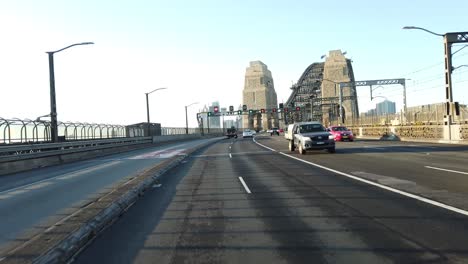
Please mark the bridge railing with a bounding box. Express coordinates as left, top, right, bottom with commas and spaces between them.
0, 118, 132, 144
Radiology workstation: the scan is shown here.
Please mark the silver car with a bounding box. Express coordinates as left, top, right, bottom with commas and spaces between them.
242, 129, 254, 138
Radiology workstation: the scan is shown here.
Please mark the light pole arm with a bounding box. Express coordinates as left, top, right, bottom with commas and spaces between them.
402, 26, 443, 37
146, 87, 167, 95
48, 42, 94, 54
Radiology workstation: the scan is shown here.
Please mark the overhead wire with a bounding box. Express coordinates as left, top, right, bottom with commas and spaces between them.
367, 68, 468, 98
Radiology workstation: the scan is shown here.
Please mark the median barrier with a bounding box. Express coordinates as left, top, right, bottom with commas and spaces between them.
0, 134, 221, 176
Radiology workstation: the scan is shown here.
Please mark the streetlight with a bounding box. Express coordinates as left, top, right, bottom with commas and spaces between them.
145, 87, 167, 136
403, 26, 468, 132
185, 102, 199, 134
47, 42, 94, 142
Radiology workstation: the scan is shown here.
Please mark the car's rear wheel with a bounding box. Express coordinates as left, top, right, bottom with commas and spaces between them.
289, 140, 295, 151
327, 147, 336, 153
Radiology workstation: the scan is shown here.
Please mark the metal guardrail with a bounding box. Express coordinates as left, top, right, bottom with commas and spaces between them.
0, 137, 152, 162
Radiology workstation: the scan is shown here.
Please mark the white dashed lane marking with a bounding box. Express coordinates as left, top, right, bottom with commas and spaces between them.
239, 177, 252, 194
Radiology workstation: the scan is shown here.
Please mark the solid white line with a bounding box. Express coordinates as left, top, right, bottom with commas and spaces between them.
252, 137, 277, 152
229, 153, 232, 159
238, 177, 252, 194
253, 140, 468, 217
425, 166, 468, 175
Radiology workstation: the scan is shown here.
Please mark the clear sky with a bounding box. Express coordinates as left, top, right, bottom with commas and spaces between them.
1, 0, 467, 127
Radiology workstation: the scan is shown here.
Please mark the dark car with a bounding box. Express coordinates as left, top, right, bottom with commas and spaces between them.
268, 127, 280, 136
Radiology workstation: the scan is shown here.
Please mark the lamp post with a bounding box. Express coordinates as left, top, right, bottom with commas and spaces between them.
403, 26, 468, 139
47, 42, 94, 142
145, 87, 167, 136
185, 102, 199, 134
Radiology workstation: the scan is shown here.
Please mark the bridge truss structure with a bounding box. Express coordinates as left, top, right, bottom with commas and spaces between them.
284, 74, 407, 125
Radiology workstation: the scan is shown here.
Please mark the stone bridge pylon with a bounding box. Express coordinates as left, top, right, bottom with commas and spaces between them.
242, 61, 278, 131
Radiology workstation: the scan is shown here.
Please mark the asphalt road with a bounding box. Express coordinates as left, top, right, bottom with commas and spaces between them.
0, 138, 216, 249
258, 135, 468, 211
74, 136, 468, 264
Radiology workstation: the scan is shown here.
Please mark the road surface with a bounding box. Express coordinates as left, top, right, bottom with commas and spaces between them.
0, 139, 216, 250
74, 136, 468, 263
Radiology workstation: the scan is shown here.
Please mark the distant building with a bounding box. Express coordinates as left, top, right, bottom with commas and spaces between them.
365, 109, 377, 116
376, 100, 396, 115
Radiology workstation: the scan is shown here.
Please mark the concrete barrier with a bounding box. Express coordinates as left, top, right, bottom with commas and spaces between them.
0, 134, 221, 176
0, 143, 153, 176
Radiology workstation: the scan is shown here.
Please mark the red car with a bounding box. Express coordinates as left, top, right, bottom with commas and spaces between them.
327, 126, 354, 141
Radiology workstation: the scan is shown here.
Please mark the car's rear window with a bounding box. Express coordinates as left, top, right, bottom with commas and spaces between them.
300, 124, 325, 133
332, 127, 348, 131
